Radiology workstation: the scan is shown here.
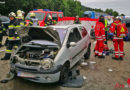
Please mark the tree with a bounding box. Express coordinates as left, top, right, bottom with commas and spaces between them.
120, 13, 125, 16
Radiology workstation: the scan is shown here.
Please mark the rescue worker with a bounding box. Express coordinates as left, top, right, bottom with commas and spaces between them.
1, 12, 20, 60
74, 16, 81, 24
21, 11, 25, 20
17, 14, 25, 27
110, 17, 128, 60
28, 13, 39, 26
0, 20, 5, 47
45, 15, 53, 26
94, 15, 106, 58
104, 17, 109, 51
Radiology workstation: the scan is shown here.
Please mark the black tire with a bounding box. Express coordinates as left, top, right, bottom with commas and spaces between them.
59, 62, 70, 83
84, 44, 91, 59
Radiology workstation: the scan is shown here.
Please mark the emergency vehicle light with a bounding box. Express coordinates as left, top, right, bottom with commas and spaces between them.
59, 10, 62, 12
33, 9, 50, 11
33, 9, 38, 11
43, 9, 50, 11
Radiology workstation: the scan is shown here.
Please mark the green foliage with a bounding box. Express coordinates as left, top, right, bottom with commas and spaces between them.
120, 13, 125, 16
105, 8, 119, 17
0, 0, 123, 17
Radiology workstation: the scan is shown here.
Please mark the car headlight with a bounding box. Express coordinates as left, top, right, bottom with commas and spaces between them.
40, 58, 53, 70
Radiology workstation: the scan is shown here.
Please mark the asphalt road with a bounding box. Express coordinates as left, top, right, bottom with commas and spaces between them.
0, 37, 130, 90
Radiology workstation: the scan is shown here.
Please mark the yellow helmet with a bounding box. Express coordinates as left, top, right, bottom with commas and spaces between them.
9, 12, 16, 17
17, 10, 22, 15
17, 14, 23, 19
30, 13, 36, 17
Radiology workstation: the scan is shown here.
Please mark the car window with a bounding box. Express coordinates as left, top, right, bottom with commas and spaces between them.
52, 13, 58, 21
126, 23, 130, 27
58, 13, 63, 18
79, 26, 88, 38
0, 17, 9, 22
25, 12, 45, 21
68, 28, 82, 43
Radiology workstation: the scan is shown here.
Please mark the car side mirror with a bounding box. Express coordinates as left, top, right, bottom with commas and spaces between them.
70, 42, 76, 47
67, 42, 76, 48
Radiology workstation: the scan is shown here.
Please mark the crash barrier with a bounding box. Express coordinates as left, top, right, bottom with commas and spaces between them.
57, 17, 98, 34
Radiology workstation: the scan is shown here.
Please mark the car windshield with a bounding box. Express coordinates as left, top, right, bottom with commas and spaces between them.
25, 12, 45, 21
56, 28, 67, 44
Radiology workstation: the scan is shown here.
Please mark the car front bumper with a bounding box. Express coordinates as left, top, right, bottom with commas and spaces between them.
11, 63, 62, 83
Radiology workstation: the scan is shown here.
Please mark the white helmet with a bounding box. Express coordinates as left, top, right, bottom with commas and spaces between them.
48, 15, 52, 19
9, 12, 16, 17
17, 14, 23, 19
21, 11, 25, 15
17, 10, 22, 15
76, 16, 79, 18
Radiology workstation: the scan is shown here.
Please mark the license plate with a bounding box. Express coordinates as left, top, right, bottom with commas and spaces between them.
17, 72, 36, 78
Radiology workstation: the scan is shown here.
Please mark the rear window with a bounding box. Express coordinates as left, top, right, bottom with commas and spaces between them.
25, 12, 45, 21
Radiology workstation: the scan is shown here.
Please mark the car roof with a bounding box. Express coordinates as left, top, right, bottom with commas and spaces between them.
50, 24, 83, 29
30, 24, 83, 30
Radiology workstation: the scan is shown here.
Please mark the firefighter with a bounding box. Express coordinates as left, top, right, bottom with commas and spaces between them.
17, 14, 25, 27
1, 12, 20, 60
110, 17, 128, 60
74, 16, 81, 24
0, 20, 5, 47
94, 15, 106, 58
28, 13, 39, 26
21, 11, 25, 20
45, 15, 53, 26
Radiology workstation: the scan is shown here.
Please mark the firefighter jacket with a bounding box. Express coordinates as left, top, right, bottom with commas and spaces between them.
110, 20, 128, 39
8, 18, 20, 41
0, 23, 5, 34
18, 19, 26, 27
95, 22, 106, 41
45, 19, 53, 26
29, 18, 39, 26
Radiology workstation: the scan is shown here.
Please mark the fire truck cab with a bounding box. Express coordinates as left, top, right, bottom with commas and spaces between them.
25, 9, 64, 26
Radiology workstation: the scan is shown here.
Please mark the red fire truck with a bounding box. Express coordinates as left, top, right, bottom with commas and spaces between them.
25, 9, 64, 26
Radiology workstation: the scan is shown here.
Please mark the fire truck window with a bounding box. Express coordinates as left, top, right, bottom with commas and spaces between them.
52, 13, 58, 21
58, 14, 63, 18
45, 13, 51, 21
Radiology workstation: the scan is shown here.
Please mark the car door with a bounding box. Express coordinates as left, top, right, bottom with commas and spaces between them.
78, 26, 90, 56
67, 27, 82, 67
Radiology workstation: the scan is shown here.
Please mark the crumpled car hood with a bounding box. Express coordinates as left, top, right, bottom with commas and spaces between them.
27, 26, 61, 46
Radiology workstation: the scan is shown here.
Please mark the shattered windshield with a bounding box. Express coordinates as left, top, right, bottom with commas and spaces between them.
56, 29, 67, 44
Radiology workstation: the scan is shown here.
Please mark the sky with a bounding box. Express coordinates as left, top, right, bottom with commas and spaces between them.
78, 0, 130, 16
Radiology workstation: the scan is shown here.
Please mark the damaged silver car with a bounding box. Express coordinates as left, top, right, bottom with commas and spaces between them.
10, 25, 91, 83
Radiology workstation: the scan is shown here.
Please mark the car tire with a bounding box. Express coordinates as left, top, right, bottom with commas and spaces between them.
84, 44, 91, 60
59, 62, 70, 83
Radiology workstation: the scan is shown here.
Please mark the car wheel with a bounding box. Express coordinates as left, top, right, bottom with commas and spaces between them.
84, 44, 91, 59
59, 62, 70, 83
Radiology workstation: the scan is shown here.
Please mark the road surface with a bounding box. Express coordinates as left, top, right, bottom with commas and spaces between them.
0, 37, 130, 90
